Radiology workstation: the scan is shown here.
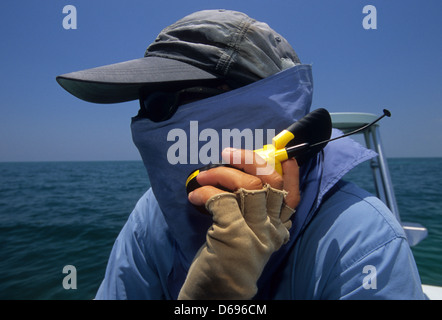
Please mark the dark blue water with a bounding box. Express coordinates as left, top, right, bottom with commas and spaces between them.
1, 158, 441, 299
0, 161, 149, 299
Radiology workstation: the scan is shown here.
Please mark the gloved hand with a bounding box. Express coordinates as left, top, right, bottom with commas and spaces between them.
178, 148, 299, 300
178, 184, 295, 300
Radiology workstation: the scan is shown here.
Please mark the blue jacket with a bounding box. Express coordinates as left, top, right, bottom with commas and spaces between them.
95, 180, 424, 299
95, 65, 424, 299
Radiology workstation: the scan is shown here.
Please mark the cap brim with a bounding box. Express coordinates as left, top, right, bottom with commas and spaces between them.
56, 56, 219, 104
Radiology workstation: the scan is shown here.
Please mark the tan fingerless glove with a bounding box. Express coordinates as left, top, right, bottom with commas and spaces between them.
178, 184, 295, 300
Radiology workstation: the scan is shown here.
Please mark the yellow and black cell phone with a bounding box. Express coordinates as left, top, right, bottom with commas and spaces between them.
185, 108, 332, 194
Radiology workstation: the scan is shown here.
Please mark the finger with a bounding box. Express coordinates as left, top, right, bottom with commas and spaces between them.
188, 185, 229, 206
196, 166, 263, 191
221, 148, 283, 190
281, 158, 300, 209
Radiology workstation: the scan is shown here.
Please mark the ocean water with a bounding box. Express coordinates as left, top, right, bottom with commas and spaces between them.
0, 158, 441, 300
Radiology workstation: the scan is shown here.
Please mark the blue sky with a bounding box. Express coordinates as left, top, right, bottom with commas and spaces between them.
0, 0, 441, 161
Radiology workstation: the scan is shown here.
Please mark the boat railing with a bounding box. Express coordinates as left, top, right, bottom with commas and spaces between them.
330, 112, 428, 247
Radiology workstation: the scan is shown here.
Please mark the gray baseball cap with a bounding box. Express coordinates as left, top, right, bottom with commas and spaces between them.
56, 9, 301, 104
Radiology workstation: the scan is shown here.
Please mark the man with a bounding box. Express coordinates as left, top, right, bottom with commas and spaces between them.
57, 9, 424, 299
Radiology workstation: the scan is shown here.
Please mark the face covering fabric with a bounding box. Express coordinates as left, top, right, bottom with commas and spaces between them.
131, 65, 376, 298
